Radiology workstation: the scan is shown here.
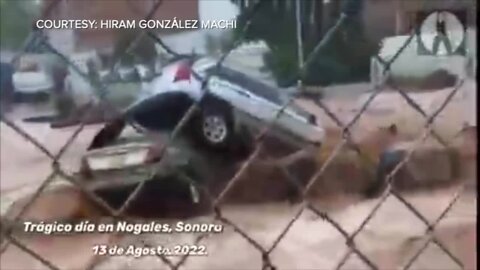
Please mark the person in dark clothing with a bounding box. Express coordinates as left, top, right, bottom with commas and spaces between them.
432, 12, 453, 55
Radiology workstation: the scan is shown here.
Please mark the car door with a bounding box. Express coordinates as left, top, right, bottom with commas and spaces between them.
207, 76, 254, 113
224, 73, 291, 122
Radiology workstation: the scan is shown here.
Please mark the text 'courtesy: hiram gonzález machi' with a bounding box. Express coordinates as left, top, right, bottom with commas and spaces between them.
99, 19, 236, 29
34, 19, 237, 30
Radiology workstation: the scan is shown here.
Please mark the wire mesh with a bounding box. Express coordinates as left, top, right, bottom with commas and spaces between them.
0, 0, 475, 269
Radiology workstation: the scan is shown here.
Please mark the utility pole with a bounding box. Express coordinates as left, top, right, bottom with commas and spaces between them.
295, 0, 304, 91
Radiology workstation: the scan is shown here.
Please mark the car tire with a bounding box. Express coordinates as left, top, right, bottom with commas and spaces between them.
196, 105, 234, 150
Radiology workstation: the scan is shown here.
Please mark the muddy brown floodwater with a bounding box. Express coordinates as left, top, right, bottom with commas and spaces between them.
1, 84, 477, 270
2, 188, 475, 270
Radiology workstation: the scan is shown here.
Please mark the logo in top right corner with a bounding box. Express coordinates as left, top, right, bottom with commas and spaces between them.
417, 10, 467, 56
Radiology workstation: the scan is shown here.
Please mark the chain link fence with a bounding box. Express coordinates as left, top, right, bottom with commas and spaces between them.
0, 0, 476, 269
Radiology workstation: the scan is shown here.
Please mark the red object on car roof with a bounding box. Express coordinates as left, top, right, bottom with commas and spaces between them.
173, 62, 192, 82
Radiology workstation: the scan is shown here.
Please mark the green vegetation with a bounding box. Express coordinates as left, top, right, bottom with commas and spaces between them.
231, 0, 379, 87
0, 0, 39, 49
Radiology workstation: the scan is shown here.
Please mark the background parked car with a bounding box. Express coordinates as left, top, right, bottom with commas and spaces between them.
64, 52, 102, 109
11, 54, 54, 103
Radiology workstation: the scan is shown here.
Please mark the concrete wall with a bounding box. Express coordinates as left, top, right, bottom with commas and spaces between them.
371, 27, 476, 85
46, 29, 75, 55
363, 0, 476, 43
0, 51, 15, 63
156, 30, 208, 55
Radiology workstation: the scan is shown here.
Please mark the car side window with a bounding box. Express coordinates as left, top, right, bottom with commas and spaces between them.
127, 92, 194, 131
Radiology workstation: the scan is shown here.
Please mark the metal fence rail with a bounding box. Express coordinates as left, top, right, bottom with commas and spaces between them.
0, 0, 474, 269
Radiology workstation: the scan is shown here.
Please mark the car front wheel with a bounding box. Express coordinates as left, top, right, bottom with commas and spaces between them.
197, 107, 233, 149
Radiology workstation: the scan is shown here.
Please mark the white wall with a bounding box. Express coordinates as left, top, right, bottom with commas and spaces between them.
199, 0, 239, 29
157, 30, 209, 55
371, 29, 477, 86
46, 29, 75, 55
0, 51, 15, 63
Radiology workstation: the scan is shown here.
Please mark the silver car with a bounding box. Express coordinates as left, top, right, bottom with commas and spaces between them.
87, 56, 325, 154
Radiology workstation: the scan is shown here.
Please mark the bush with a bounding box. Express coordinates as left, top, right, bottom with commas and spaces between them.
232, 0, 379, 88
256, 18, 379, 87
0, 0, 38, 49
